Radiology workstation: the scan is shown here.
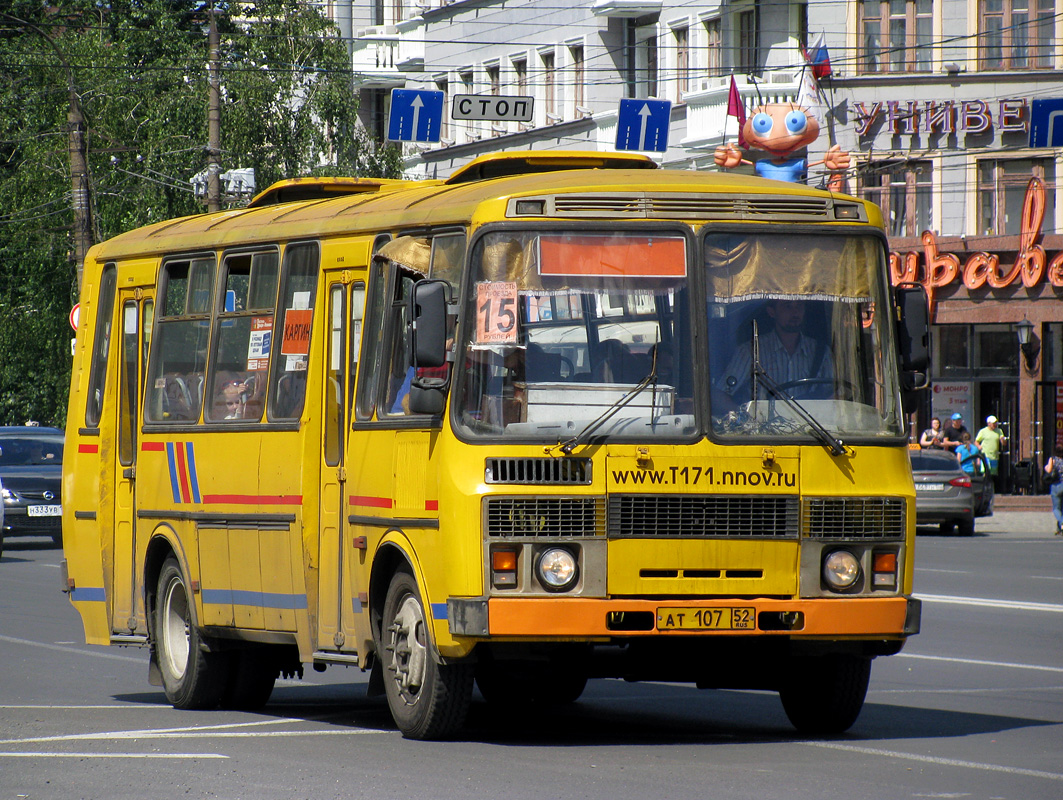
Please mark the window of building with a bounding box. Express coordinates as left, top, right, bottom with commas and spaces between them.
635, 27, 657, 97
978, 158, 1055, 236
858, 0, 933, 74
980, 0, 1053, 69
674, 26, 690, 101
459, 69, 476, 140
935, 324, 1020, 378
570, 44, 586, 117
737, 7, 758, 74
486, 63, 500, 96
704, 17, 722, 78
435, 76, 450, 142
542, 51, 558, 122
858, 160, 932, 237
512, 56, 527, 95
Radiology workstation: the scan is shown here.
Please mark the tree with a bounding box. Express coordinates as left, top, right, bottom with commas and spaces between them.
0, 0, 398, 426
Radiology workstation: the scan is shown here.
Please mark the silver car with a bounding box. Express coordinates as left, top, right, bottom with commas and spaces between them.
910, 448, 994, 536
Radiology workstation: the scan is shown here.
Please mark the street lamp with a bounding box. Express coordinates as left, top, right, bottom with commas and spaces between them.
1016, 317, 1040, 371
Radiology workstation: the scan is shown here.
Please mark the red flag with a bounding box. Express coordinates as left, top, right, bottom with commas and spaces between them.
803, 32, 832, 80
727, 74, 747, 147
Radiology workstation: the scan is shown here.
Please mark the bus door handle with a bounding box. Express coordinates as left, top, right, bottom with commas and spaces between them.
123, 466, 135, 480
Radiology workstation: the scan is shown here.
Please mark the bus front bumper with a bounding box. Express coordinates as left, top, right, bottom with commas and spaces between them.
447, 595, 921, 640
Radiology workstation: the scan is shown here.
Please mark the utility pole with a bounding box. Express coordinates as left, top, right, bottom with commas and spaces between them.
206, 3, 222, 213
2, 12, 94, 290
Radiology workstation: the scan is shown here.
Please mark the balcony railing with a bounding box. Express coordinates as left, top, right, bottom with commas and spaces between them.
681, 72, 800, 150
351, 19, 425, 88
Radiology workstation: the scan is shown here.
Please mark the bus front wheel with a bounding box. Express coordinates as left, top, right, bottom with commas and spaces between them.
779, 654, 871, 735
155, 557, 228, 710
378, 570, 472, 740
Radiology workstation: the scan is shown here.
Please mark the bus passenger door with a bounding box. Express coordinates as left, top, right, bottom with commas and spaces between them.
112, 290, 153, 634
317, 278, 365, 651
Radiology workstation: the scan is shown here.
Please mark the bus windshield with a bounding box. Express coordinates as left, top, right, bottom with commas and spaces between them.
455, 229, 694, 441
706, 230, 904, 441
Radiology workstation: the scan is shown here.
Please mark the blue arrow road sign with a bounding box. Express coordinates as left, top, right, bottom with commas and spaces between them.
615, 98, 672, 153
387, 89, 445, 143
1029, 98, 1063, 148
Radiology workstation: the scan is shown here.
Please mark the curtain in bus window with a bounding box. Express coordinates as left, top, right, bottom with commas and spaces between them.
269, 243, 319, 420
376, 237, 430, 276
704, 234, 875, 301
145, 258, 214, 424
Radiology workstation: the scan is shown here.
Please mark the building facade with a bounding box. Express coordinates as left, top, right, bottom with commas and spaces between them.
337, 0, 1063, 491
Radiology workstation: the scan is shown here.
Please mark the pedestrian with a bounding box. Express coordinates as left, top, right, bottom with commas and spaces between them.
941, 412, 967, 452
919, 417, 945, 449
955, 433, 980, 474
975, 415, 1006, 490
1045, 444, 1063, 535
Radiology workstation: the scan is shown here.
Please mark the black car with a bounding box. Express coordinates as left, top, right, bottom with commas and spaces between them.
0, 426, 64, 549
910, 448, 994, 536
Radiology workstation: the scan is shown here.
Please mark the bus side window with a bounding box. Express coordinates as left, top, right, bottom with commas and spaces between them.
145, 257, 213, 424
85, 264, 118, 428
268, 242, 319, 421
355, 240, 390, 422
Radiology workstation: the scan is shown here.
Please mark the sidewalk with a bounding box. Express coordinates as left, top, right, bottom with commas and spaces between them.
975, 493, 1057, 536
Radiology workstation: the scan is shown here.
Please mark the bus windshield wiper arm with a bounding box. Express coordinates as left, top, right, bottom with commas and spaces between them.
556, 369, 658, 455
753, 367, 846, 456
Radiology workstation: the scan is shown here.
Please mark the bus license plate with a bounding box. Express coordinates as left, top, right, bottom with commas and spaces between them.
28, 504, 62, 517
656, 607, 756, 631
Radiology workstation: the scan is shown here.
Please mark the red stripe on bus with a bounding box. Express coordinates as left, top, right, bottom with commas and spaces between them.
174, 444, 192, 504
425, 500, 438, 511
350, 495, 393, 509
141, 441, 165, 451
78, 444, 99, 454
201, 495, 303, 505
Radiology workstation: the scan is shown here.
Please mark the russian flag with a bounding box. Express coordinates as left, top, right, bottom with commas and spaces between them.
804, 32, 832, 80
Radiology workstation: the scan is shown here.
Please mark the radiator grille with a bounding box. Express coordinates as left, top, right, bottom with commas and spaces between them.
803, 497, 907, 540
549, 193, 836, 222
607, 495, 799, 538
485, 457, 591, 485
484, 497, 603, 537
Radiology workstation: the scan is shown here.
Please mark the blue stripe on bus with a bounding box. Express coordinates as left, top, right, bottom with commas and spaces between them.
201, 589, 308, 610
431, 602, 448, 620
184, 442, 202, 503
70, 587, 107, 603
165, 442, 181, 503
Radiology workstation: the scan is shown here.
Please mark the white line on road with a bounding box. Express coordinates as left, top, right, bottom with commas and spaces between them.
0, 752, 228, 759
896, 652, 1063, 674
918, 593, 1063, 613
0, 634, 143, 663
804, 742, 1063, 782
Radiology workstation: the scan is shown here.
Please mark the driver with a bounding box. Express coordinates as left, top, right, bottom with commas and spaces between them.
715, 299, 832, 407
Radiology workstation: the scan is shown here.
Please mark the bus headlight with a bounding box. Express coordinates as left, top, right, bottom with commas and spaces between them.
536, 547, 578, 592
822, 550, 861, 590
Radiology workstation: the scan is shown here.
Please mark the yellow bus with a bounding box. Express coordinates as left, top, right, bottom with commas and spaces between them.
63, 151, 929, 739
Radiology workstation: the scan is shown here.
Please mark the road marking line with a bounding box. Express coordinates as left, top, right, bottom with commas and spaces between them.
0, 705, 162, 710
896, 652, 1063, 674
918, 593, 1063, 613
0, 634, 143, 663
804, 742, 1063, 782
915, 568, 970, 574
0, 752, 228, 759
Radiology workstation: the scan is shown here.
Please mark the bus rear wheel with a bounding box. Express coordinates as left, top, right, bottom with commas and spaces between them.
220, 650, 277, 711
378, 570, 472, 740
779, 654, 871, 735
155, 557, 228, 710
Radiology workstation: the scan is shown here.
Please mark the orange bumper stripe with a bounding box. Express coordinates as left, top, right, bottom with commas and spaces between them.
488, 596, 911, 637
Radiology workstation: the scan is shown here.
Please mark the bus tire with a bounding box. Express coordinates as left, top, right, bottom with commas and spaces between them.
779, 654, 871, 735
220, 650, 277, 711
379, 570, 472, 740
155, 557, 228, 710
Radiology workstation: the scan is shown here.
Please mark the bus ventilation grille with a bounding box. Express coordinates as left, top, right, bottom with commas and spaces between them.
485, 457, 592, 485
484, 497, 603, 537
803, 497, 907, 540
607, 495, 799, 538
550, 194, 833, 221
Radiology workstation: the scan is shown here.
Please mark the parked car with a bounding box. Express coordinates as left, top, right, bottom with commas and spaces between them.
910, 448, 994, 536
0, 426, 64, 547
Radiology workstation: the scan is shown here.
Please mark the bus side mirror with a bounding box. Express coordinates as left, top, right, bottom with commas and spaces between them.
409, 280, 448, 369
894, 284, 930, 413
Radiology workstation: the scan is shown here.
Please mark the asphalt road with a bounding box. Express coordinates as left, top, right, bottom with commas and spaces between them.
1, 512, 1060, 800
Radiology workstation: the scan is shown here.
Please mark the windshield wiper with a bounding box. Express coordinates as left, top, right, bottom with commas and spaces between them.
555, 360, 661, 455
749, 321, 846, 456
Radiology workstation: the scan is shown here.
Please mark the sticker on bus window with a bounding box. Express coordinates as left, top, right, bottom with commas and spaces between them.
247, 316, 272, 370
539, 234, 686, 278
475, 282, 518, 344
281, 308, 312, 356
